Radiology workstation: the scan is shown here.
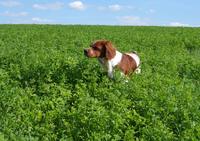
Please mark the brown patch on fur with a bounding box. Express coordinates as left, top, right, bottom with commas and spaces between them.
117, 54, 137, 75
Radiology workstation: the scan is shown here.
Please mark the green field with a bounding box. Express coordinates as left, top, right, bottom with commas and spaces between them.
0, 25, 200, 140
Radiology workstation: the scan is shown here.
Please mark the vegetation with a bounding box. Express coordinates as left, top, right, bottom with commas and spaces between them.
0, 25, 200, 140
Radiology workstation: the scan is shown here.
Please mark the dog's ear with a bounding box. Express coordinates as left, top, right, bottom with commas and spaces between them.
105, 41, 116, 60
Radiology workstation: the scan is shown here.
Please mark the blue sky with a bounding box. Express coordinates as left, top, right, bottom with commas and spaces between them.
0, 0, 199, 26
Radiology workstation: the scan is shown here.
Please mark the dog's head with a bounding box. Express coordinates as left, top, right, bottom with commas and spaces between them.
84, 40, 116, 60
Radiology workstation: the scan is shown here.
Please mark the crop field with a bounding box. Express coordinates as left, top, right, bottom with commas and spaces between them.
0, 25, 200, 140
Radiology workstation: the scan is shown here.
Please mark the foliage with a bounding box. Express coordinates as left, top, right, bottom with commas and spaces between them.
0, 25, 200, 140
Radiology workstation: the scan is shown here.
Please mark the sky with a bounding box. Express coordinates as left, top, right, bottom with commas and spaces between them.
0, 0, 200, 26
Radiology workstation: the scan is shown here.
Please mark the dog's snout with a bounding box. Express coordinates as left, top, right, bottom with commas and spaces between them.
84, 49, 88, 56
84, 49, 87, 53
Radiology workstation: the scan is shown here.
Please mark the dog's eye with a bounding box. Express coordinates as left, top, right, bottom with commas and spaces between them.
93, 46, 99, 50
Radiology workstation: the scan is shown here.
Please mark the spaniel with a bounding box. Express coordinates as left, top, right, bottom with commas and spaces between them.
84, 40, 141, 78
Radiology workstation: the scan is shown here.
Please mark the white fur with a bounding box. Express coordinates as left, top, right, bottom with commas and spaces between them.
107, 51, 122, 78
109, 51, 123, 67
135, 66, 141, 74
107, 61, 113, 78
98, 51, 122, 78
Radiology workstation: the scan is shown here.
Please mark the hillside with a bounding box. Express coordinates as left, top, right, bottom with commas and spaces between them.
0, 25, 200, 140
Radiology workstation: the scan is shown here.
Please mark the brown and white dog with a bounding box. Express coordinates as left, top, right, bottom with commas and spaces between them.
84, 40, 141, 78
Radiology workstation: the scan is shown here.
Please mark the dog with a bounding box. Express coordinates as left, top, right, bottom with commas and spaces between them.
84, 40, 141, 78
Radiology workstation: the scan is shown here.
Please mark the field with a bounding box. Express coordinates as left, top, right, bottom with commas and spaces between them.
0, 25, 200, 140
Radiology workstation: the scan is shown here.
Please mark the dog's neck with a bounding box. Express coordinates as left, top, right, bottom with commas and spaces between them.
98, 51, 122, 67
98, 51, 122, 79
109, 51, 122, 67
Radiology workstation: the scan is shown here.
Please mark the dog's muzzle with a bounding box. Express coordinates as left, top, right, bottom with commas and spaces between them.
84, 49, 88, 57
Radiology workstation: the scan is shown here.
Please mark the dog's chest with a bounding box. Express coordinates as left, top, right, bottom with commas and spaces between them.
110, 51, 123, 67
98, 51, 123, 68
98, 58, 106, 65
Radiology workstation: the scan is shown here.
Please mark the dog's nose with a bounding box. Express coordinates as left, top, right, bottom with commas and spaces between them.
84, 49, 88, 56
